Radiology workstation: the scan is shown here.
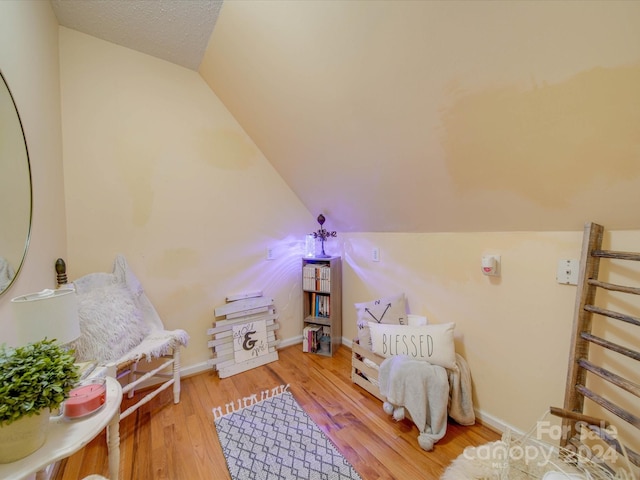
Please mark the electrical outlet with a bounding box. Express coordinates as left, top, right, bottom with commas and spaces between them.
266, 247, 275, 260
557, 259, 578, 285
372, 247, 380, 262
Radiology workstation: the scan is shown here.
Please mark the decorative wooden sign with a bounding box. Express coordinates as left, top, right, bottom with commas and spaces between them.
232, 319, 268, 363
207, 293, 280, 378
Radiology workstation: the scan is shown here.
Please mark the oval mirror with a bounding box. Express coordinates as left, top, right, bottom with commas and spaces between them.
0, 70, 32, 295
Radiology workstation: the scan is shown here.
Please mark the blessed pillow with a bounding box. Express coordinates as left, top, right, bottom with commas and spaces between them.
71, 282, 150, 362
355, 293, 407, 351
368, 322, 456, 369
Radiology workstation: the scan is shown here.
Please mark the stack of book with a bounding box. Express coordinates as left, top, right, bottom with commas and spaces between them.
302, 263, 331, 292
302, 325, 331, 353
309, 292, 330, 318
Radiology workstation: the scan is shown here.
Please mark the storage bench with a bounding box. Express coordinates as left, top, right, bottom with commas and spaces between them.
351, 338, 387, 402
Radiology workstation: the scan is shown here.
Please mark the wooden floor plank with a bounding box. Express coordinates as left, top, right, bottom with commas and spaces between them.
54, 345, 500, 480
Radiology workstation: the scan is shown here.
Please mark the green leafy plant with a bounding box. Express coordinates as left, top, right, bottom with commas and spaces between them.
0, 339, 79, 426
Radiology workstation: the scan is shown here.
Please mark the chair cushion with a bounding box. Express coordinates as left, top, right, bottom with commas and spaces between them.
118, 328, 190, 364
69, 255, 188, 364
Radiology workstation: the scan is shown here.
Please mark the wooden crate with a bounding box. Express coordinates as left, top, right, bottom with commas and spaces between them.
351, 338, 386, 402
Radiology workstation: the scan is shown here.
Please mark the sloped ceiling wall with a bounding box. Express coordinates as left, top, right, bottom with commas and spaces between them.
200, 1, 640, 233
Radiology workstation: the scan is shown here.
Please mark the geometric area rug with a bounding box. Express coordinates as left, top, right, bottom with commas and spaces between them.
213, 385, 362, 480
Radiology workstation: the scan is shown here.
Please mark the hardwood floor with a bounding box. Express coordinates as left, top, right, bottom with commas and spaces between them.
54, 345, 500, 480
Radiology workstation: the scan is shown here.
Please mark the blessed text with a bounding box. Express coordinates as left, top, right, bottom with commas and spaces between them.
381, 333, 433, 357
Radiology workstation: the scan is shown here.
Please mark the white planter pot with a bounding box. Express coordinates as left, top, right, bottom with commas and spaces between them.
0, 408, 50, 463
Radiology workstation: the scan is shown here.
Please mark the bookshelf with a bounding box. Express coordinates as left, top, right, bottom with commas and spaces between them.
302, 256, 342, 356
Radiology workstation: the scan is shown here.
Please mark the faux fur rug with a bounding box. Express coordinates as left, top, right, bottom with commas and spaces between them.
440, 439, 609, 480
213, 385, 362, 480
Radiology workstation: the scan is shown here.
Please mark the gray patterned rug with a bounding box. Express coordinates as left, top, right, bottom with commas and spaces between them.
213, 388, 362, 480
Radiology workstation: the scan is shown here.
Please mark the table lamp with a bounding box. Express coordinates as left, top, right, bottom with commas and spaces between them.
10, 288, 80, 346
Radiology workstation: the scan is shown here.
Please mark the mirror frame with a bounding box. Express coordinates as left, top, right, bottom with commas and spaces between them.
0, 69, 33, 296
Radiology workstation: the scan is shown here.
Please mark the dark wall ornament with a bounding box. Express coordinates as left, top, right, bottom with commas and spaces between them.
311, 214, 337, 258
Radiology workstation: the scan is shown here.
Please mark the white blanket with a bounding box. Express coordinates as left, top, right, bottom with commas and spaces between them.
379, 353, 475, 451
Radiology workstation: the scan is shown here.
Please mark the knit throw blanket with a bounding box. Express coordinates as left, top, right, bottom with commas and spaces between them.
379, 353, 475, 451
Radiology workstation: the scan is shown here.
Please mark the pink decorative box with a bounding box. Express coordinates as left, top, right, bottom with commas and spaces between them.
64, 378, 107, 419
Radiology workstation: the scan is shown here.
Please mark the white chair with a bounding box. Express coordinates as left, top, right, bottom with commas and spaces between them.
68, 255, 189, 422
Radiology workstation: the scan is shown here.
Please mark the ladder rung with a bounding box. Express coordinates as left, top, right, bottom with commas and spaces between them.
578, 358, 640, 397
575, 384, 640, 429
583, 304, 640, 328
587, 279, 640, 295
592, 250, 640, 261
580, 332, 640, 361
586, 425, 640, 468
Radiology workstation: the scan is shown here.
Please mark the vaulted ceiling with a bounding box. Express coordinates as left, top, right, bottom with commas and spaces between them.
51, 0, 640, 233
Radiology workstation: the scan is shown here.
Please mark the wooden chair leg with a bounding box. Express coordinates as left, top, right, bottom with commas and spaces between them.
127, 361, 137, 399
173, 348, 181, 404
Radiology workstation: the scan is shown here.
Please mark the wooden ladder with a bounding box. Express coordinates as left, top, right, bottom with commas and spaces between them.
552, 222, 640, 469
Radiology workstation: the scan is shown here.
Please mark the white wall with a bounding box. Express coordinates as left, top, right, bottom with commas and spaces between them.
58, 28, 313, 371
340, 228, 640, 445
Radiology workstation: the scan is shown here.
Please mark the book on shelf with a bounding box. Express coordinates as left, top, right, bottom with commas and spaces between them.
305, 325, 322, 353
317, 294, 329, 317
302, 324, 322, 353
302, 325, 310, 352
309, 293, 330, 318
302, 263, 331, 292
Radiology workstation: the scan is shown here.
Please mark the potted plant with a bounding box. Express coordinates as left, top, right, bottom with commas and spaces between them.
0, 339, 79, 463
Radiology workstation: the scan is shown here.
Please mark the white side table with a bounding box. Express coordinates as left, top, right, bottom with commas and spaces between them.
0, 376, 122, 480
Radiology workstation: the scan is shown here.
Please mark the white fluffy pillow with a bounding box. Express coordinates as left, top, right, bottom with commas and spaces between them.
368, 322, 456, 369
355, 293, 407, 351
72, 283, 150, 362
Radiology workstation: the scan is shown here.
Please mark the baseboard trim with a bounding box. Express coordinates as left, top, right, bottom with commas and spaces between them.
180, 361, 213, 379
470, 407, 531, 438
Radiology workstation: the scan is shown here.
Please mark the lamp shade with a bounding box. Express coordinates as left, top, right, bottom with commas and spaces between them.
11, 288, 80, 346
